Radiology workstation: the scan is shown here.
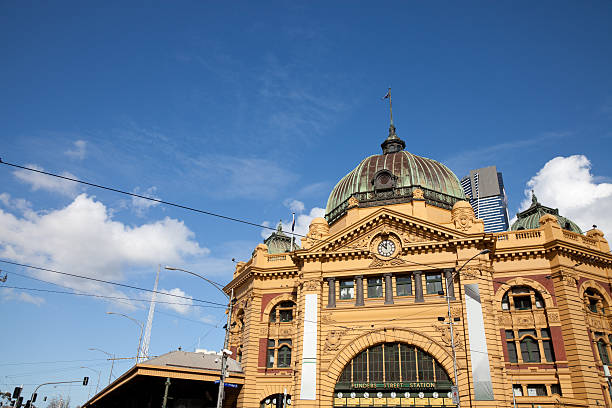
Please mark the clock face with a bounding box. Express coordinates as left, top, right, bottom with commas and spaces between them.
377, 239, 396, 257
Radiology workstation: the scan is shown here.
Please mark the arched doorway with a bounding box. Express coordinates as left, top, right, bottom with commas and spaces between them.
260, 393, 291, 408
334, 342, 455, 407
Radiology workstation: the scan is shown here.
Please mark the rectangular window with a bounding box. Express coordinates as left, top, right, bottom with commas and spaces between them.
279, 309, 293, 322
339, 280, 354, 300
589, 299, 598, 313
505, 330, 514, 339
540, 328, 550, 338
550, 384, 562, 396
368, 345, 383, 381
353, 350, 368, 382
518, 329, 537, 337
507, 342, 518, 363
520, 338, 541, 363
514, 296, 532, 310
396, 275, 412, 296
512, 385, 523, 396
367, 277, 383, 298
400, 344, 417, 381
267, 340, 275, 368
384, 343, 400, 382
425, 273, 443, 295
543, 340, 555, 362
527, 385, 547, 396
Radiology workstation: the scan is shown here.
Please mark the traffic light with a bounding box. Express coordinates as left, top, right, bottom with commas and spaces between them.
83, 376, 89, 386
24, 400, 31, 408
12, 387, 22, 399
32, 393, 37, 402
15, 396, 23, 408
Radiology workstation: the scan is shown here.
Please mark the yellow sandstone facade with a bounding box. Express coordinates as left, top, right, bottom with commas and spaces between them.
224, 123, 612, 408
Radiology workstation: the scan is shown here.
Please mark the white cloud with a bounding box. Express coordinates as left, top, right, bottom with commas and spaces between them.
0, 288, 45, 306
0, 193, 34, 217
158, 288, 193, 315
65, 140, 87, 160
261, 199, 325, 241
0, 194, 207, 301
131, 186, 160, 217
518, 155, 612, 236
283, 199, 305, 213
13, 164, 80, 196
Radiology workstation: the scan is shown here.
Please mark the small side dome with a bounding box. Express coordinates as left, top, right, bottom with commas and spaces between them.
264, 221, 300, 254
511, 192, 582, 234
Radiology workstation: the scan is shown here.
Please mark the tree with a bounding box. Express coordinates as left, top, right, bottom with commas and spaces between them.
45, 395, 71, 408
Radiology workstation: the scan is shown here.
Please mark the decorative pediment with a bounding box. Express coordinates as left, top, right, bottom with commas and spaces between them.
302, 208, 469, 257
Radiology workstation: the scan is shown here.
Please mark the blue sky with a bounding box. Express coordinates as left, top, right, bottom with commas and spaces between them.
1, 1, 612, 404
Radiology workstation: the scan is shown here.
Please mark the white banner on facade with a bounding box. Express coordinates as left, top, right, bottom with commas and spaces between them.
464, 283, 495, 400
300, 293, 318, 400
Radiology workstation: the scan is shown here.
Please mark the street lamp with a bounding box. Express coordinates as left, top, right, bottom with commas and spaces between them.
164, 266, 233, 408
80, 367, 101, 398
106, 312, 144, 363
88, 348, 115, 385
442, 248, 491, 407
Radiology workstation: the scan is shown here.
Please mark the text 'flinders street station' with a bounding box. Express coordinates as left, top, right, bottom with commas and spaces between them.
224, 122, 612, 408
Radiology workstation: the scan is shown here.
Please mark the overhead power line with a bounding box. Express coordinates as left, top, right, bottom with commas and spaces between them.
0, 285, 224, 309
0, 259, 226, 307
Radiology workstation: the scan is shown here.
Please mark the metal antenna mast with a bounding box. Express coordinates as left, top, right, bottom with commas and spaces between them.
140, 264, 160, 362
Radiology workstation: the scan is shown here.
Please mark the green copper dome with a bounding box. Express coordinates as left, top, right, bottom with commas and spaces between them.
325, 123, 466, 225
511, 192, 582, 234
264, 222, 299, 254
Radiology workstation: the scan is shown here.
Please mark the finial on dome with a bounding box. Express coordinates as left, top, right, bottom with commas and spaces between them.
531, 190, 538, 206
381, 87, 406, 155
277, 220, 283, 232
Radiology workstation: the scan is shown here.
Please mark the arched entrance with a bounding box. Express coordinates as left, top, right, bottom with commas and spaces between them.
333, 342, 455, 407
260, 393, 291, 408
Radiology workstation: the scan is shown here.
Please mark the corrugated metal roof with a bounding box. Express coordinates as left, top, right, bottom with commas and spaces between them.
143, 350, 242, 373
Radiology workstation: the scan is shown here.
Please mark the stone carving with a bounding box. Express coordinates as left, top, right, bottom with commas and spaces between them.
461, 266, 481, 280
348, 196, 359, 208
324, 330, 345, 351
302, 218, 330, 249
451, 307, 462, 318
413, 188, 424, 200
535, 312, 547, 325
562, 272, 578, 287
369, 256, 406, 268
302, 279, 321, 292
514, 314, 534, 326
432, 323, 464, 351
451, 201, 476, 232
547, 312, 560, 323
396, 229, 429, 245
322, 314, 337, 324
353, 232, 375, 250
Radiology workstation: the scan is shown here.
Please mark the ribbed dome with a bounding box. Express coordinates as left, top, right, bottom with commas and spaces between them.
511, 192, 582, 234
325, 150, 466, 224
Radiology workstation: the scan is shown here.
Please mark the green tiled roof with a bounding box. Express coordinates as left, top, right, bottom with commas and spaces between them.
511, 192, 582, 234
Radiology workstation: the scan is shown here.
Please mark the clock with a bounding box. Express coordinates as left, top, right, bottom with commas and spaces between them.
377, 239, 396, 257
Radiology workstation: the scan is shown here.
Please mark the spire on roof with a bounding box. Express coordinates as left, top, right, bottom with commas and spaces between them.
381, 88, 406, 155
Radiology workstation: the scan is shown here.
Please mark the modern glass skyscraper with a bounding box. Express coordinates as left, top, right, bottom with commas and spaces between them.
461, 166, 510, 232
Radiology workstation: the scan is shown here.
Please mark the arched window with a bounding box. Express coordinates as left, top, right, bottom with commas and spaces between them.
269, 301, 295, 322
585, 288, 607, 314
500, 285, 555, 364
336, 343, 451, 385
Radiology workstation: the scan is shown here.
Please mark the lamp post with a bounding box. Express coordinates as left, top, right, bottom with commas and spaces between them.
80, 367, 101, 398
444, 248, 490, 408
164, 266, 233, 408
106, 312, 144, 363
88, 348, 115, 385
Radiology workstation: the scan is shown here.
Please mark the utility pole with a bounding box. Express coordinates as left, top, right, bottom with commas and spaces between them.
161, 378, 170, 408
216, 288, 234, 408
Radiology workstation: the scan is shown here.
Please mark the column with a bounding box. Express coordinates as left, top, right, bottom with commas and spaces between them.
444, 268, 456, 300
384, 273, 394, 304
414, 271, 424, 303
327, 277, 336, 308
355, 275, 364, 306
